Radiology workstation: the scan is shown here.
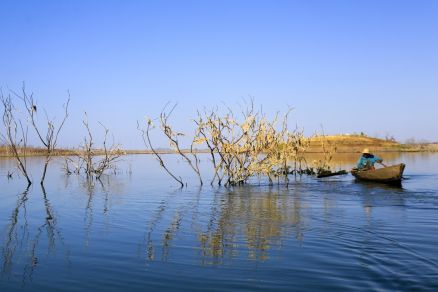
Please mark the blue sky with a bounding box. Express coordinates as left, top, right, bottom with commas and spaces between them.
1, 0, 437, 148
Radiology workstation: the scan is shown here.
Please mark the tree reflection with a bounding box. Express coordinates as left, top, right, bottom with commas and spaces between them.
24, 185, 70, 282
142, 186, 308, 265
2, 186, 30, 278
161, 209, 183, 261
83, 176, 96, 247
79, 175, 122, 247
142, 188, 185, 262
198, 187, 306, 263
1, 185, 70, 285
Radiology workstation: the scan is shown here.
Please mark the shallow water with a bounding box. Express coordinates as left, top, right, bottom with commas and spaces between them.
1, 153, 438, 291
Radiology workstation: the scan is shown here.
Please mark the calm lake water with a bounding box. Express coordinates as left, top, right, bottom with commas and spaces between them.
1, 153, 438, 291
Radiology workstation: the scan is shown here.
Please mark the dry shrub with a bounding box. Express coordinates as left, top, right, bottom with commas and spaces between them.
144, 101, 316, 187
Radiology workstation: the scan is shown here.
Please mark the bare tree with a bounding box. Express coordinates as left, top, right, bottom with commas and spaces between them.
94, 122, 123, 179
1, 92, 32, 186
65, 113, 123, 180
138, 103, 207, 187
14, 86, 70, 185
194, 107, 223, 185
159, 103, 203, 185
311, 128, 337, 175
137, 118, 184, 187
145, 100, 314, 187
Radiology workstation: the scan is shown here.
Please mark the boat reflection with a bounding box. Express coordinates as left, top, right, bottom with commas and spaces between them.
353, 179, 404, 190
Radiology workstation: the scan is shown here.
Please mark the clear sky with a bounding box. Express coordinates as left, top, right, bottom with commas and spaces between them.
1, 0, 437, 149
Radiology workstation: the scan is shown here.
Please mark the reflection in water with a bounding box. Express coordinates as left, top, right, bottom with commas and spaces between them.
358, 182, 405, 218
83, 177, 96, 247
142, 186, 309, 265
76, 174, 126, 247
162, 208, 183, 261
27, 185, 70, 282
198, 187, 307, 263
142, 188, 187, 262
139, 177, 416, 268
2, 187, 30, 279
1, 185, 70, 285
1, 154, 438, 291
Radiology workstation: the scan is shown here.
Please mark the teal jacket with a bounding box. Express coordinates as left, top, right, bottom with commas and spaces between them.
357, 154, 382, 169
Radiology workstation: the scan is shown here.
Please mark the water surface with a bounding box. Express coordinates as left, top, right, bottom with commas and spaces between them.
1, 153, 438, 291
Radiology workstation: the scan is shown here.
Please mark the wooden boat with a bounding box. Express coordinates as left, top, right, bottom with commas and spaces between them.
351, 163, 405, 183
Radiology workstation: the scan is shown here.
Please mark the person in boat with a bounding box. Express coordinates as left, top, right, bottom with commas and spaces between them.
357, 148, 387, 170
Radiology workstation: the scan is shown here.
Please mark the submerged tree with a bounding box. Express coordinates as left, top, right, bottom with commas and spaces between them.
142, 100, 314, 187
160, 104, 203, 185
64, 113, 124, 180
1, 92, 32, 186
138, 117, 184, 187
16, 87, 70, 185
310, 129, 338, 175
193, 102, 310, 186
1, 86, 71, 186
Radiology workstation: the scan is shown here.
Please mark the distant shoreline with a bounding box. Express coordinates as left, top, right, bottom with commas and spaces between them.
1, 135, 437, 158
1, 145, 437, 158
1, 147, 437, 158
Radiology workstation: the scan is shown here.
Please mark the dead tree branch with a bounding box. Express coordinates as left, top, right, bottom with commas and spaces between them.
13, 86, 70, 185
160, 103, 203, 185
1, 92, 32, 186
66, 113, 123, 180
137, 119, 184, 187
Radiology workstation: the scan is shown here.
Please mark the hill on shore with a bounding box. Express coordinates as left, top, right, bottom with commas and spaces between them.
308, 134, 436, 153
